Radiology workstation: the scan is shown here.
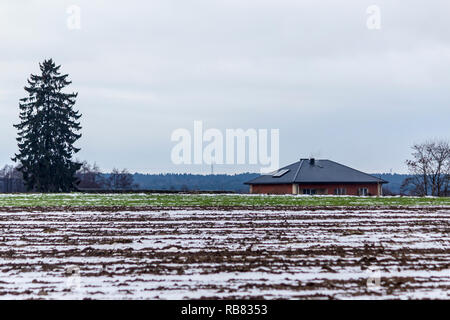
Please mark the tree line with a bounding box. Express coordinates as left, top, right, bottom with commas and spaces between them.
133, 172, 258, 192
0, 163, 137, 192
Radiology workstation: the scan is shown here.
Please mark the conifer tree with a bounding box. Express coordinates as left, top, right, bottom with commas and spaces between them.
12, 59, 82, 192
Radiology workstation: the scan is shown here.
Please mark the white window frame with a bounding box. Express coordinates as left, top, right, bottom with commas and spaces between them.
358, 188, 369, 196
303, 189, 317, 195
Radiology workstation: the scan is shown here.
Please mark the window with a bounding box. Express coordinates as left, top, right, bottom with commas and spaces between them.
358, 188, 368, 196
303, 189, 316, 195
334, 188, 346, 195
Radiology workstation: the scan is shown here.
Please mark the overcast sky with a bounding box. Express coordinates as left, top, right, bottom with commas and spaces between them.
1, 0, 449, 174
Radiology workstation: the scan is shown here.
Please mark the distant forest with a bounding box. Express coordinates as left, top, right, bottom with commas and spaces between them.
132, 173, 259, 193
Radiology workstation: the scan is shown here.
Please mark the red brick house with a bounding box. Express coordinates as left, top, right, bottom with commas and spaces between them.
245, 159, 387, 196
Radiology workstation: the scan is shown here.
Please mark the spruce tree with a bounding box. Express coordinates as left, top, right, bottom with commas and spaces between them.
12, 59, 82, 192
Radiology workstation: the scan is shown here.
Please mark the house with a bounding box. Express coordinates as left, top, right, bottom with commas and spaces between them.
245, 158, 387, 196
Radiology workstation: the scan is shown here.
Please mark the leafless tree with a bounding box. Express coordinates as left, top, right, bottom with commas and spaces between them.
0, 165, 23, 179
106, 168, 137, 190
403, 140, 450, 196
76, 161, 105, 189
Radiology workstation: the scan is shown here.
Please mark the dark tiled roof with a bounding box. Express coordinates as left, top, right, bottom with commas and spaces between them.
245, 159, 388, 185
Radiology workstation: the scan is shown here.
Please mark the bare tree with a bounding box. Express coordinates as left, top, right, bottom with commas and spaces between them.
0, 165, 22, 179
400, 177, 425, 196
404, 140, 450, 196
76, 161, 105, 190
106, 168, 137, 190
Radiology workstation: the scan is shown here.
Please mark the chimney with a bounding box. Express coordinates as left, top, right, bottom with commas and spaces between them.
309, 158, 315, 165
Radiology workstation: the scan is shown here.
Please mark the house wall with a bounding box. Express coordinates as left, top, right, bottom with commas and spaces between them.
295, 183, 380, 196
250, 184, 293, 194
250, 183, 381, 196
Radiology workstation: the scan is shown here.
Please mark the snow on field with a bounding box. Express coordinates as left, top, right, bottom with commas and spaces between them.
0, 193, 449, 208
0, 208, 449, 299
